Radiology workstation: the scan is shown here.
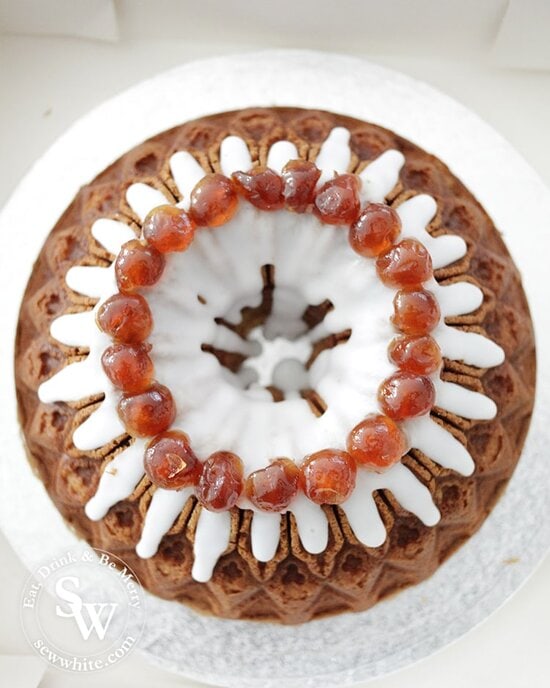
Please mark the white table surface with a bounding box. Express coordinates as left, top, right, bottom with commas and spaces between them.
1, 33, 549, 688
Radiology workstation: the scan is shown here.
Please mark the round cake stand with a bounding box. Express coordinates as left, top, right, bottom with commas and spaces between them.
1, 50, 550, 687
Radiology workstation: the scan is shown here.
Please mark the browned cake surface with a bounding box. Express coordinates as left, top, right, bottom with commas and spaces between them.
15, 107, 536, 624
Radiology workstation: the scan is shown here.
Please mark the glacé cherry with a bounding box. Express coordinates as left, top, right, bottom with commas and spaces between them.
376, 238, 433, 288
189, 174, 238, 227
97, 293, 153, 343
101, 342, 153, 393
349, 203, 401, 257
144, 430, 200, 489
392, 288, 440, 335
378, 371, 435, 420
245, 458, 300, 512
118, 382, 176, 437
281, 159, 321, 213
347, 414, 408, 471
142, 205, 196, 253
388, 335, 442, 375
300, 449, 356, 504
232, 168, 284, 210
196, 451, 244, 512
115, 239, 165, 293
313, 174, 361, 225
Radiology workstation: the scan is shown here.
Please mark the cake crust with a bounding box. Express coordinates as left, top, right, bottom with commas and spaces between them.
15, 107, 536, 623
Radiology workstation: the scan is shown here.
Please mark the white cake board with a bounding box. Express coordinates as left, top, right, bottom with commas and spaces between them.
1, 50, 549, 687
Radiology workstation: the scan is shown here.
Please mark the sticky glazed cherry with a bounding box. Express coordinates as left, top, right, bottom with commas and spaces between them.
97, 293, 153, 343
378, 371, 435, 420
196, 451, 244, 512
349, 203, 401, 257
118, 383, 176, 437
388, 335, 442, 375
232, 168, 284, 210
144, 430, 200, 489
142, 205, 196, 253
392, 288, 440, 335
245, 458, 301, 512
313, 174, 361, 225
347, 414, 408, 471
101, 342, 154, 393
189, 173, 238, 227
300, 449, 356, 505
281, 159, 321, 213
115, 240, 165, 293
376, 238, 433, 288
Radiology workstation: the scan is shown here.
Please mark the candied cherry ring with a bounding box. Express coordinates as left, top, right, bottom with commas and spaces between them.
97, 157, 442, 512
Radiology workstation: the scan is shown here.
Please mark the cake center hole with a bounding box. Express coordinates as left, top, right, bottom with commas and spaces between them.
244, 328, 311, 392
201, 265, 351, 416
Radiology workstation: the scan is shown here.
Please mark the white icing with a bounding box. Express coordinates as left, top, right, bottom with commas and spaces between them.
39, 358, 105, 403
436, 327, 505, 368
73, 391, 125, 449
404, 415, 474, 476
126, 182, 169, 221
66, 265, 113, 298
245, 328, 310, 391
85, 440, 147, 520
50, 310, 99, 347
315, 127, 351, 184
397, 194, 468, 269
434, 379, 497, 420
169, 152, 206, 210
290, 494, 329, 554
250, 511, 281, 562
358, 149, 405, 203
219, 135, 253, 177
91, 218, 136, 255
191, 509, 232, 582
367, 462, 440, 526
39, 128, 505, 582
341, 462, 440, 542
433, 280, 483, 317
136, 487, 193, 558
266, 140, 299, 173
340, 477, 387, 548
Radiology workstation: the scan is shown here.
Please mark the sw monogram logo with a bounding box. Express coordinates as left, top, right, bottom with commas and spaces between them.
55, 576, 118, 641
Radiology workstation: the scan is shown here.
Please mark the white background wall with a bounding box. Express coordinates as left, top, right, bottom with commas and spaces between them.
1, 1, 549, 686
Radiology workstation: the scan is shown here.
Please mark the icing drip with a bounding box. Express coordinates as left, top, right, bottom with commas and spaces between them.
169, 152, 206, 210
358, 150, 405, 203
266, 140, 299, 172
126, 183, 170, 220
433, 280, 482, 316
39, 128, 505, 578
73, 392, 125, 450
340, 462, 440, 548
397, 194, 467, 269
434, 379, 497, 420
250, 511, 282, 562
315, 127, 352, 184
85, 440, 147, 520
340, 477, 387, 548
405, 415, 474, 475
136, 487, 193, 558
65, 265, 114, 298
219, 136, 253, 177
92, 218, 136, 255
192, 509, 232, 582
436, 327, 505, 368
290, 494, 329, 554
39, 358, 105, 403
